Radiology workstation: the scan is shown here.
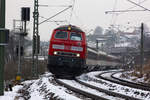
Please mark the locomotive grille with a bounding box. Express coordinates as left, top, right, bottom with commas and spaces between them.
57, 51, 76, 57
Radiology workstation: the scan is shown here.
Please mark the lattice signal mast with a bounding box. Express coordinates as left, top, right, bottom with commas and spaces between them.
32, 0, 39, 77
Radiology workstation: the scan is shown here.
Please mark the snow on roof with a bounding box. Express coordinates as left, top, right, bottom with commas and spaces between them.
96, 38, 107, 41
87, 47, 119, 59
107, 54, 119, 59
124, 34, 140, 39
87, 47, 98, 54
87, 41, 96, 48
98, 50, 107, 55
115, 42, 131, 47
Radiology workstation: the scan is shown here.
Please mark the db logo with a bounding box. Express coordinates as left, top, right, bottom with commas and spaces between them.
77, 42, 81, 46
65, 45, 70, 50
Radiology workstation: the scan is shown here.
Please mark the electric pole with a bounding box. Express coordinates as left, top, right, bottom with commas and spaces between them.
31, 1, 73, 78
0, 0, 5, 95
0, 0, 9, 96
140, 23, 144, 70
32, 0, 39, 78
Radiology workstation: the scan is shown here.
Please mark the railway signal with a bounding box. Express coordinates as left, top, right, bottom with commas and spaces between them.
15, 7, 30, 83
21, 7, 30, 36
16, 46, 24, 56
21, 7, 30, 21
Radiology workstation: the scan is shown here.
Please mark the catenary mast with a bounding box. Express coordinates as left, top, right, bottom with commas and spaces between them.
32, 0, 39, 77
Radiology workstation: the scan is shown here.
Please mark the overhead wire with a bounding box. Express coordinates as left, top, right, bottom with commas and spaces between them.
106, 0, 148, 15
39, 5, 72, 7
39, 16, 67, 25
39, 6, 72, 25
127, 0, 150, 12
71, 10, 93, 35
126, 0, 150, 24
67, 0, 89, 32
110, 0, 118, 27
69, 0, 75, 24
127, 0, 148, 10
107, 0, 149, 32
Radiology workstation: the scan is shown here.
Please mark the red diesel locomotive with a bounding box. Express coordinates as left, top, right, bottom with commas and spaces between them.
47, 25, 87, 77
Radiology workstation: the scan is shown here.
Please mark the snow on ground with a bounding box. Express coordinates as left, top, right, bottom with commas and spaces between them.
1, 70, 150, 100
0, 72, 81, 100
78, 71, 150, 100
60, 79, 123, 100
26, 73, 80, 100
0, 85, 23, 100
113, 71, 149, 84
114, 72, 138, 83
100, 71, 115, 79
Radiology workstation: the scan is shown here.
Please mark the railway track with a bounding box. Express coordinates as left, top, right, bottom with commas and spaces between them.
49, 70, 150, 100
55, 78, 109, 100
76, 78, 140, 100
92, 71, 150, 100
55, 75, 144, 100
111, 72, 150, 91
99, 71, 150, 91
77, 71, 150, 100
55, 78, 123, 100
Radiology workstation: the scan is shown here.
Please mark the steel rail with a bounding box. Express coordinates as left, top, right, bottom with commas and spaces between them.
111, 72, 150, 91
98, 71, 150, 91
75, 78, 140, 100
55, 78, 109, 100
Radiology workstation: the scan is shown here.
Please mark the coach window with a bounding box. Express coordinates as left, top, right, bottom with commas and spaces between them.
70, 32, 82, 41
55, 31, 68, 39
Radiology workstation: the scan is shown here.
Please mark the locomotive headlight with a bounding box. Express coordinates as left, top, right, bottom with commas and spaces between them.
68, 26, 71, 30
53, 51, 58, 55
76, 53, 80, 57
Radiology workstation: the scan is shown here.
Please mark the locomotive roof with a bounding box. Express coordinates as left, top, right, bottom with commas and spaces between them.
55, 25, 84, 33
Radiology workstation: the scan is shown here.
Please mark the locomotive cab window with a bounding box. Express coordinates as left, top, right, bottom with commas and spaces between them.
70, 32, 82, 41
55, 31, 68, 39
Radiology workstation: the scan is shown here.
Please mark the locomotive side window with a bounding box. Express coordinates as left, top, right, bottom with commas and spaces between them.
55, 31, 68, 39
70, 32, 82, 41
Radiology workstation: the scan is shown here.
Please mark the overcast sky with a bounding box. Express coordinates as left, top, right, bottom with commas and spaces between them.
6, 0, 150, 41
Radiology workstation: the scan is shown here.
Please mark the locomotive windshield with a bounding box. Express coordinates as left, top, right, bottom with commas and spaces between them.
70, 32, 82, 41
55, 31, 68, 39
